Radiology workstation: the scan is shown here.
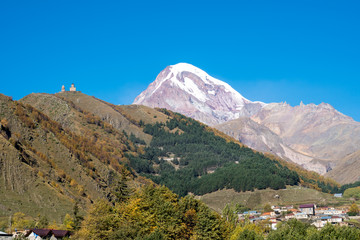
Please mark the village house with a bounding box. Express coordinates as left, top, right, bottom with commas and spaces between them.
271, 206, 281, 213
288, 208, 300, 213
272, 205, 294, 213
0, 231, 12, 240
294, 212, 308, 219
24, 229, 71, 240
260, 212, 276, 219
334, 193, 343, 198
242, 210, 261, 216
330, 216, 343, 223
312, 215, 344, 228
285, 213, 295, 220
315, 206, 329, 215
270, 217, 279, 230
249, 216, 263, 223
324, 208, 345, 216
299, 204, 316, 215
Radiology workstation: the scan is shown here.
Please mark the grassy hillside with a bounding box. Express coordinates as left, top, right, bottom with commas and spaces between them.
198, 186, 345, 213
0, 93, 146, 223
0, 133, 74, 220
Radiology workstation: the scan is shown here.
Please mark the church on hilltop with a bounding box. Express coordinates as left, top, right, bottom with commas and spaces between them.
60, 83, 78, 92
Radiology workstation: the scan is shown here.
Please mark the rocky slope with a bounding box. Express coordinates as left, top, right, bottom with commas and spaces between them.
325, 150, 360, 184
215, 101, 360, 175
214, 117, 326, 174
251, 102, 360, 163
134, 63, 265, 125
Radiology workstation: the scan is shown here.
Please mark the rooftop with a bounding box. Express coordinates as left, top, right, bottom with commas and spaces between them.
300, 204, 315, 208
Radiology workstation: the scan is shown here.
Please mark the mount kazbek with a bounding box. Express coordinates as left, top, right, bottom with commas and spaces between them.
134, 63, 360, 183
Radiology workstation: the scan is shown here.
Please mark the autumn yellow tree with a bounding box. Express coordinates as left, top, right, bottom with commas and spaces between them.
348, 203, 359, 216
11, 212, 34, 231
63, 214, 75, 230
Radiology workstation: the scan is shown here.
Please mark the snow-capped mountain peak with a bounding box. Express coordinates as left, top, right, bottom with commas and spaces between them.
133, 63, 265, 125
170, 63, 249, 103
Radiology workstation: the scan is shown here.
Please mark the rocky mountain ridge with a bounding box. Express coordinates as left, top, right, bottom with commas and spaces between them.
252, 102, 360, 161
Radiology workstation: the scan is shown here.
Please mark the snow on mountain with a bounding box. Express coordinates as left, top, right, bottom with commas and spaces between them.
133, 63, 266, 125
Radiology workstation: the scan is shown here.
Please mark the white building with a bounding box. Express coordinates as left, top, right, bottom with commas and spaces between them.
299, 204, 316, 215
0, 231, 12, 240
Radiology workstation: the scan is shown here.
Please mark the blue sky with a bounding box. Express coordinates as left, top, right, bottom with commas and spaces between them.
1, 0, 359, 120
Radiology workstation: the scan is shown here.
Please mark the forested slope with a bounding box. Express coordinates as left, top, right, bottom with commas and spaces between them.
129, 111, 300, 196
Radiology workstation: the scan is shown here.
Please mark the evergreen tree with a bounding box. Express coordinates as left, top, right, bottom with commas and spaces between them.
73, 201, 84, 230
113, 168, 132, 203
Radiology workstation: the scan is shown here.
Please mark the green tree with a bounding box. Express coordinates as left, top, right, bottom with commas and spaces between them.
194, 204, 230, 239
222, 204, 238, 227
113, 168, 132, 203
77, 199, 115, 240
63, 213, 75, 230
263, 204, 273, 213
267, 219, 312, 240
36, 215, 49, 229
348, 203, 359, 216
234, 203, 250, 214
11, 212, 34, 231
230, 224, 265, 240
236, 228, 264, 240
0, 220, 7, 232
73, 201, 84, 230
344, 187, 360, 200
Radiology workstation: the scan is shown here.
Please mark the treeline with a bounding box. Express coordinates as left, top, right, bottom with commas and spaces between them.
264, 153, 341, 194
339, 181, 360, 193
77, 185, 231, 239
300, 177, 360, 194
127, 113, 300, 196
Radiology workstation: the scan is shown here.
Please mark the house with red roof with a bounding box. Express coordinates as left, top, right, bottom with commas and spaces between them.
260, 212, 276, 219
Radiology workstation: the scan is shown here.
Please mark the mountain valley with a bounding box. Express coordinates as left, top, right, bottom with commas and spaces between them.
0, 89, 344, 224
